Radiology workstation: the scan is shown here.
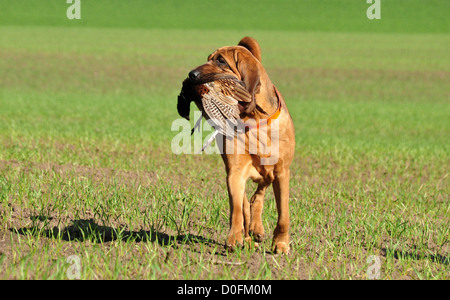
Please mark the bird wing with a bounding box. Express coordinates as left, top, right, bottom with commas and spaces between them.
201, 94, 239, 136
195, 78, 251, 140
208, 79, 252, 104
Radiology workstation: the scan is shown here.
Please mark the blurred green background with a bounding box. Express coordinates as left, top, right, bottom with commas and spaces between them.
1, 0, 449, 33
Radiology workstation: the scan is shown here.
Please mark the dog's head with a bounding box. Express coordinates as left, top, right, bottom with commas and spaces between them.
178, 37, 264, 119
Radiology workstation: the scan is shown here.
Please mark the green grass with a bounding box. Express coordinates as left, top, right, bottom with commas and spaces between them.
0, 1, 449, 279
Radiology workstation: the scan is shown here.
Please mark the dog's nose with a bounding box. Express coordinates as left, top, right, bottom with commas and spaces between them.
189, 69, 200, 80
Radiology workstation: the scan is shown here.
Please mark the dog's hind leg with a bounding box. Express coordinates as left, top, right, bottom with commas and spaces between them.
272, 168, 290, 254
243, 193, 251, 246
249, 183, 267, 243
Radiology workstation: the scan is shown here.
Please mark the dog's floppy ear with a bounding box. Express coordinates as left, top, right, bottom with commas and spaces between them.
238, 36, 262, 62
235, 51, 261, 114
237, 37, 262, 113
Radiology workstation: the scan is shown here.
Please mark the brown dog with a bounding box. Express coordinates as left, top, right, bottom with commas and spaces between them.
178, 37, 295, 254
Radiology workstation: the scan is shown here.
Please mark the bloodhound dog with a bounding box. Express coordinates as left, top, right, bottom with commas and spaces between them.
178, 37, 295, 254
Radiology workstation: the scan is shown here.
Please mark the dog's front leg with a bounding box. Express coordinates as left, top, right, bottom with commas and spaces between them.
225, 170, 246, 251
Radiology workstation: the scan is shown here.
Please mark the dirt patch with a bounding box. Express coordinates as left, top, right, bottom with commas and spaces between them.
0, 158, 158, 188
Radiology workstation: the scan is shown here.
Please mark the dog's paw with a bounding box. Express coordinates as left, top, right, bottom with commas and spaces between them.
273, 242, 290, 255
226, 243, 236, 253
249, 223, 265, 242
225, 241, 245, 253
244, 236, 260, 250
226, 231, 244, 252
250, 231, 265, 243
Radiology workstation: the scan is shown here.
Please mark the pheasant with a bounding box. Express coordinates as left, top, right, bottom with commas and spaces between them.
177, 78, 252, 151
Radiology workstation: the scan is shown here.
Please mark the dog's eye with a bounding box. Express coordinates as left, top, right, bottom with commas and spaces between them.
216, 56, 228, 67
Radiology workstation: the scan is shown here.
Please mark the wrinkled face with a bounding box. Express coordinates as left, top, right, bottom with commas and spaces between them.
187, 46, 261, 114
178, 37, 264, 119
187, 47, 245, 84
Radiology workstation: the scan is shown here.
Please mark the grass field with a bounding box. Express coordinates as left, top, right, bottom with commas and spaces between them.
0, 1, 449, 279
